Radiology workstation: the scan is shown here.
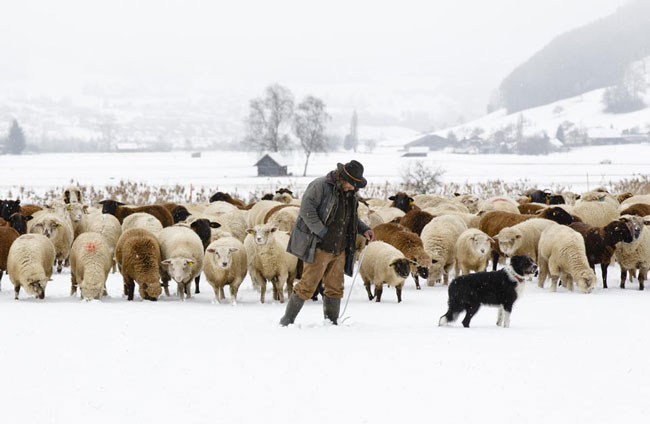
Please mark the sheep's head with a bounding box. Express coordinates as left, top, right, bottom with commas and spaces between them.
546, 194, 565, 205
24, 275, 47, 299
172, 206, 191, 223
209, 192, 232, 203
99, 200, 125, 215
605, 221, 633, 244
66, 203, 87, 223
273, 192, 293, 204
8, 213, 32, 235
247, 225, 277, 245
207, 246, 239, 269
541, 207, 573, 225
160, 257, 197, 284
415, 252, 431, 279
619, 215, 643, 241
495, 229, 522, 258
139, 280, 162, 301
388, 192, 414, 213
32, 218, 63, 238
1, 199, 20, 220
64, 187, 82, 204
390, 258, 411, 279
191, 219, 220, 247
458, 195, 479, 213
468, 232, 491, 257
575, 270, 596, 294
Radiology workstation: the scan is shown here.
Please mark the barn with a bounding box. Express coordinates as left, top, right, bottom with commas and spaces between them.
254, 154, 288, 177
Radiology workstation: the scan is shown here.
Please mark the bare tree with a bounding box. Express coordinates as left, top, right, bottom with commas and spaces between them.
245, 84, 294, 152
294, 96, 331, 176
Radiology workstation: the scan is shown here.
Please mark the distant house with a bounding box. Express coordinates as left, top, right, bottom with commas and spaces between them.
254, 153, 288, 177
115, 143, 141, 152
404, 134, 450, 151
401, 146, 428, 157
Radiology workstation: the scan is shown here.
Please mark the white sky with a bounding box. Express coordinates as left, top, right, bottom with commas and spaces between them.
0, 0, 629, 122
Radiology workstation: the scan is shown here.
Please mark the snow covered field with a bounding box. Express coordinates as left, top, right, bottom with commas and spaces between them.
1, 143, 649, 199
1, 262, 649, 423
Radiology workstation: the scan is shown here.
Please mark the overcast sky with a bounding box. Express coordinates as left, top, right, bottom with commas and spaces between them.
0, 0, 629, 123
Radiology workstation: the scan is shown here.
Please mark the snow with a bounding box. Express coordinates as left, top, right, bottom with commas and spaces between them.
1, 143, 649, 199
1, 259, 649, 423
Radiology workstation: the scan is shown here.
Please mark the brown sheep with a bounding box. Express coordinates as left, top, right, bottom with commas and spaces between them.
616, 192, 634, 204
373, 222, 432, 290
99, 200, 173, 227
569, 220, 634, 288
518, 203, 546, 214
389, 192, 420, 214
209, 192, 247, 209
399, 210, 436, 236
161, 203, 191, 223
620, 203, 650, 217
19, 204, 42, 216
0, 226, 20, 287
115, 228, 163, 301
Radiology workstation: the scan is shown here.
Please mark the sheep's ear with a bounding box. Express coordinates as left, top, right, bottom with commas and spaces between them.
229, 247, 239, 253
26, 215, 33, 222
515, 234, 522, 239
454, 192, 461, 197
388, 196, 395, 201
190, 221, 199, 229
643, 218, 650, 226
527, 196, 532, 201
246, 228, 256, 235
409, 197, 414, 204
117, 201, 126, 206
576, 195, 581, 200
270, 227, 278, 232
82, 205, 88, 213
431, 259, 438, 264
98, 200, 107, 205
488, 236, 495, 243
493, 235, 500, 241
534, 209, 543, 215
209, 222, 221, 228
161, 259, 172, 267
206, 248, 216, 254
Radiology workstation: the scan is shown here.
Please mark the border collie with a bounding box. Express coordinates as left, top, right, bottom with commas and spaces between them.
439, 255, 538, 328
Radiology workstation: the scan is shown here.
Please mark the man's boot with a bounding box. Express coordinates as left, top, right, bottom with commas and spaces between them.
279, 294, 305, 326
322, 294, 341, 325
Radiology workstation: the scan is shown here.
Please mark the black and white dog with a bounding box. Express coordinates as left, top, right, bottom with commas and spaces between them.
439, 255, 538, 328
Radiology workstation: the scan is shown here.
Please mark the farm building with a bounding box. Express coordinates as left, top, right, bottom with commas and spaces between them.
254, 153, 288, 177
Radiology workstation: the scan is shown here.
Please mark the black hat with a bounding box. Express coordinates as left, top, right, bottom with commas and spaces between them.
337, 160, 367, 189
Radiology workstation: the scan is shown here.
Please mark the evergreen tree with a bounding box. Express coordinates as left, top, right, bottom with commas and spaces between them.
6, 119, 26, 154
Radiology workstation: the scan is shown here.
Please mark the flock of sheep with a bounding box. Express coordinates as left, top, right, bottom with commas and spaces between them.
1, 185, 650, 305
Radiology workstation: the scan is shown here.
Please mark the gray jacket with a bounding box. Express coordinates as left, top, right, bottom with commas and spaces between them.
287, 171, 370, 276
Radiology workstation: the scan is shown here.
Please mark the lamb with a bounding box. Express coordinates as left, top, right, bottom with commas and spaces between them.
99, 200, 174, 227
209, 192, 247, 209
244, 224, 298, 303
495, 218, 558, 263
157, 225, 204, 300
454, 228, 493, 276
420, 215, 468, 285
399, 210, 435, 236
264, 205, 300, 232
247, 200, 283, 228
360, 241, 411, 303
0, 213, 33, 235
388, 192, 419, 213
69, 232, 113, 300
478, 207, 574, 238
63, 186, 82, 204
620, 203, 650, 217
204, 237, 247, 304
114, 228, 163, 301
7, 234, 56, 299
478, 197, 520, 214
373, 222, 432, 290
569, 220, 634, 288
122, 212, 163, 235
572, 198, 619, 227
28, 212, 73, 273
0, 227, 20, 289
83, 212, 122, 273
537, 225, 597, 293
179, 218, 222, 294
614, 215, 650, 291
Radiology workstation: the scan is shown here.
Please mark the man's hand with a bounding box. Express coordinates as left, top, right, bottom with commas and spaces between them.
364, 229, 375, 242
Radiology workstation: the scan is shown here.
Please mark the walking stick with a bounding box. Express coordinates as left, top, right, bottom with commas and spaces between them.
339, 240, 369, 323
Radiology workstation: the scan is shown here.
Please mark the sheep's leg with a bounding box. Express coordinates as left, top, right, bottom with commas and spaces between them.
70, 272, 78, 296
212, 286, 221, 303
550, 275, 559, 292
57, 258, 63, 274
230, 282, 240, 305
185, 282, 192, 299
413, 274, 421, 290
396, 284, 403, 303
272, 281, 279, 301
363, 278, 374, 301
537, 257, 549, 288
194, 275, 200, 294
260, 280, 266, 304
374, 284, 383, 303
276, 274, 287, 303
111, 260, 117, 274
620, 267, 627, 289
219, 286, 226, 301
601, 263, 609, 289
64, 257, 70, 268
0, 270, 4, 290
639, 268, 647, 291
14, 284, 20, 300
286, 281, 294, 298
126, 278, 135, 301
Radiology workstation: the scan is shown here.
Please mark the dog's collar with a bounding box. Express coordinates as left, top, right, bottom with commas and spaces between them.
505, 265, 526, 283
512, 274, 525, 283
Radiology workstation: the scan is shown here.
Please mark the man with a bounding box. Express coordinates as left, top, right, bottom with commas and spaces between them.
280, 160, 374, 326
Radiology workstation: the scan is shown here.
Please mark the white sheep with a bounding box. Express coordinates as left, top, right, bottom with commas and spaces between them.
360, 241, 411, 303
572, 198, 619, 227
495, 218, 558, 263
421, 215, 468, 285
83, 212, 122, 273
373, 207, 405, 224
63, 186, 82, 204
538, 224, 596, 293
424, 208, 480, 228
621, 194, 650, 207
204, 237, 247, 304
157, 226, 204, 300
479, 197, 520, 214
70, 232, 113, 300
454, 228, 492, 276
7, 234, 56, 299
203, 201, 239, 216
264, 205, 300, 233
614, 215, 650, 290
247, 200, 283, 228
215, 209, 249, 242
455, 194, 480, 213
243, 224, 298, 303
412, 194, 449, 209
28, 212, 73, 273
122, 212, 163, 235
